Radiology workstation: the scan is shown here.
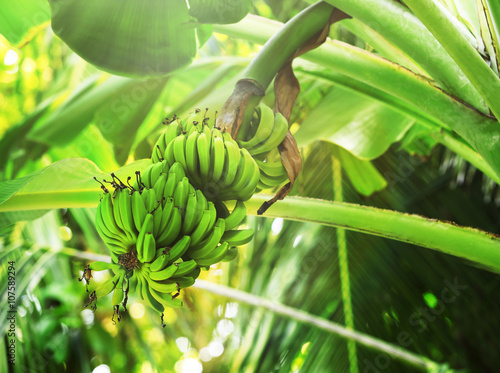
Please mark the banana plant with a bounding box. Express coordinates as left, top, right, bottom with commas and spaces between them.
1, 0, 500, 372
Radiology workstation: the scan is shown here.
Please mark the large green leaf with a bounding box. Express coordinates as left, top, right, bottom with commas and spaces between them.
215, 15, 500, 180
404, 0, 500, 120
324, 0, 487, 112
27, 75, 166, 147
95, 77, 167, 164
332, 145, 387, 197
49, 0, 197, 77
295, 85, 414, 159
0, 0, 50, 45
0, 158, 150, 213
189, 0, 252, 24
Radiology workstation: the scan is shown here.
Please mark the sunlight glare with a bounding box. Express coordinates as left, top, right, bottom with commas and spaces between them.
208, 341, 224, 357
176, 337, 190, 353
129, 303, 145, 319
4, 49, 18, 65
199, 347, 212, 362
92, 365, 110, 373
271, 218, 283, 235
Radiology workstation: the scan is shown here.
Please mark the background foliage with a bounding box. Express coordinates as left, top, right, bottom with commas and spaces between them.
1, 0, 500, 372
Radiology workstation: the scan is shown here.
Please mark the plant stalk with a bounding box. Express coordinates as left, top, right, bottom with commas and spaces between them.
193, 279, 439, 372
242, 1, 333, 90
4, 191, 500, 272
56, 245, 442, 371
244, 194, 500, 273
333, 155, 359, 373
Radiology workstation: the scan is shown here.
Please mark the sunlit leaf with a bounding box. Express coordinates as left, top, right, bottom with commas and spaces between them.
332, 144, 387, 196
28, 76, 165, 147
0, 158, 150, 213
189, 0, 252, 24
49, 0, 197, 77
0, 0, 50, 45
295, 85, 414, 159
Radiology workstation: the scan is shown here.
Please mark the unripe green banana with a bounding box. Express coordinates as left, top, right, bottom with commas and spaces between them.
136, 213, 154, 262
151, 235, 191, 271
237, 104, 275, 149
223, 200, 246, 230
143, 232, 156, 263
222, 228, 254, 246
196, 241, 230, 267
188, 218, 225, 259
173, 259, 197, 276
149, 263, 178, 281
131, 191, 148, 232
156, 207, 182, 247
222, 246, 238, 262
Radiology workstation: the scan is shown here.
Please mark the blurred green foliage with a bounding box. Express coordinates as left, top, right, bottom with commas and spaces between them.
2, 1, 500, 372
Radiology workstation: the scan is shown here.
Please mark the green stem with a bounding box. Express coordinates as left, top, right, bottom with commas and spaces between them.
56, 245, 441, 371
244, 194, 500, 273
193, 280, 439, 372
214, 15, 500, 180
333, 156, 358, 373
4, 190, 500, 272
242, 1, 333, 90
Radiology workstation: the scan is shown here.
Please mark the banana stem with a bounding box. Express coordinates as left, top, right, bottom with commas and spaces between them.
242, 1, 333, 90
245, 194, 500, 273
216, 1, 335, 134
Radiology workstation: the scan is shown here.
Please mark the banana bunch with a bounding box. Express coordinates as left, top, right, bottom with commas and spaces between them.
152, 110, 260, 201
237, 104, 291, 191
89, 159, 254, 319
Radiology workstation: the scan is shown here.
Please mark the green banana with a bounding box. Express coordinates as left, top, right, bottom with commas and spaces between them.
221, 246, 239, 262
185, 130, 202, 185
210, 135, 225, 183
196, 241, 230, 267
182, 192, 198, 234
255, 158, 287, 177
149, 263, 178, 281
173, 259, 197, 276
249, 112, 288, 156
156, 207, 182, 247
137, 272, 164, 313
188, 218, 225, 259
223, 200, 247, 230
143, 232, 157, 263
131, 190, 148, 232
197, 132, 210, 183
221, 229, 254, 246
168, 161, 186, 180
149, 285, 183, 308
222, 140, 241, 186
136, 213, 154, 262
111, 275, 125, 306
150, 235, 191, 271
237, 104, 275, 149
174, 177, 190, 211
